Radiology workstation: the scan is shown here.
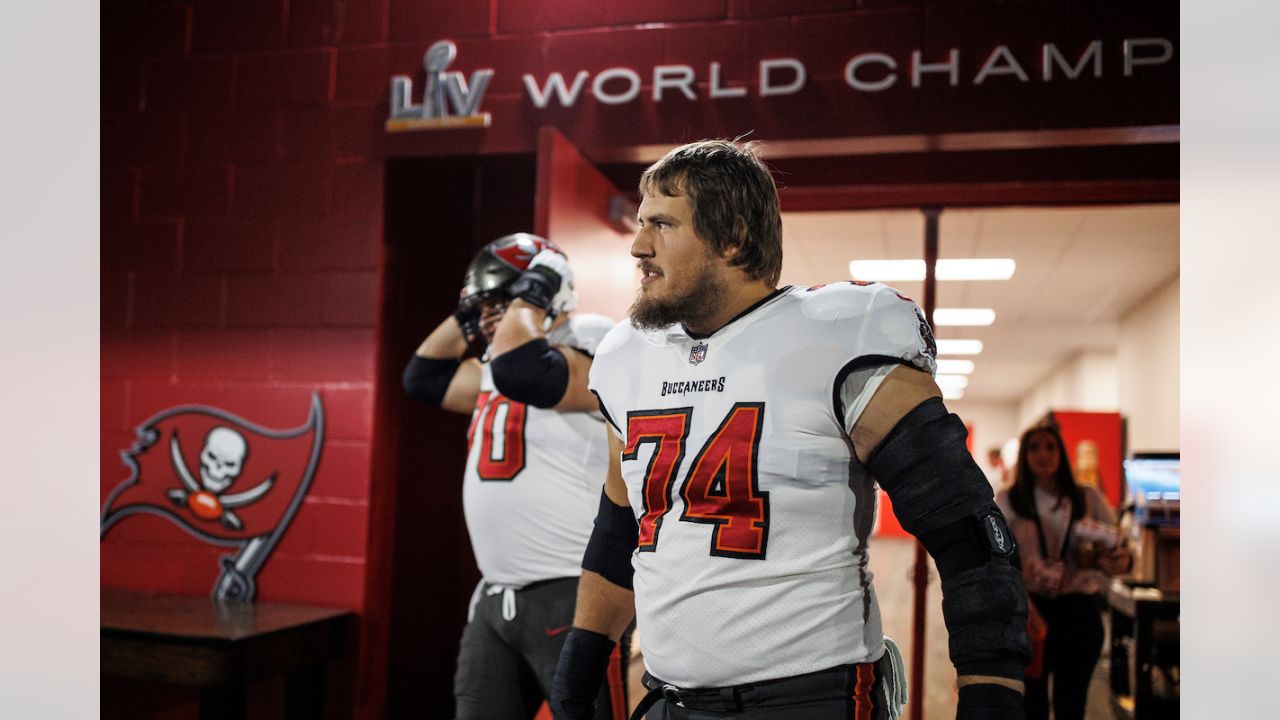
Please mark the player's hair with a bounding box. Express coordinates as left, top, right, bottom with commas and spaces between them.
639, 139, 783, 285
1007, 424, 1086, 521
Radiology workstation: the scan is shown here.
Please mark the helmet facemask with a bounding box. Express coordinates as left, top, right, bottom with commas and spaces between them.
456, 232, 559, 357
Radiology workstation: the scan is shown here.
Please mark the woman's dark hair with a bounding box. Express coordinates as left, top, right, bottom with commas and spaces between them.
1007, 424, 1086, 521
638, 139, 783, 285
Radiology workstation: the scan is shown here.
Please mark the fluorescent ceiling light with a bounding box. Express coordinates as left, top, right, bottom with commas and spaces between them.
935, 374, 970, 390
942, 386, 965, 400
848, 258, 1016, 282
933, 308, 996, 326
935, 359, 975, 374
935, 339, 984, 355
939, 259, 1016, 281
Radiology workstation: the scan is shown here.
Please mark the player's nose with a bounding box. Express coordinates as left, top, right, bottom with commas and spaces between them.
630, 227, 654, 258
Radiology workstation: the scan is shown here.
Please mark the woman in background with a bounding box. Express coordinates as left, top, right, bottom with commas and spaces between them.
997, 424, 1132, 720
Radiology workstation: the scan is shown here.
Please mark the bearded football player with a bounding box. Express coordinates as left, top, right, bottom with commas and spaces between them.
550, 143, 1030, 720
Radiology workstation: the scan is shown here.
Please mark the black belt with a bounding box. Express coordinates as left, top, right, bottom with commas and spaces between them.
631, 663, 871, 718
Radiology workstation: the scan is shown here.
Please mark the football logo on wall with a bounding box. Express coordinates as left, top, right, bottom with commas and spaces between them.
100, 394, 325, 601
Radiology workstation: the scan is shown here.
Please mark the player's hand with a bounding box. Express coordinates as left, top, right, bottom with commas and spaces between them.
453, 294, 489, 358
510, 249, 577, 318
956, 683, 1024, 720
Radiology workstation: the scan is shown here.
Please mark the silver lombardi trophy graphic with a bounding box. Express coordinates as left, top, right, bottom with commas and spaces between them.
422, 41, 454, 118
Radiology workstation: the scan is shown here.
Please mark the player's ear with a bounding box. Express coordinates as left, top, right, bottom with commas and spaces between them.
721, 215, 750, 260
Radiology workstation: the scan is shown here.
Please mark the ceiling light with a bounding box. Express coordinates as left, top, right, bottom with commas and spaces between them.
942, 386, 965, 400
935, 374, 970, 390
935, 359, 975, 374
935, 339, 984, 355
848, 258, 1016, 282
938, 259, 1016, 281
933, 308, 996, 326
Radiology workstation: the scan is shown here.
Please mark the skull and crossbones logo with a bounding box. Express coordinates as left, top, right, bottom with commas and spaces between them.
167, 427, 274, 530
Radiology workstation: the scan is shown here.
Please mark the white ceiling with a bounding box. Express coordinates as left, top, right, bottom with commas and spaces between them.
778, 205, 1180, 403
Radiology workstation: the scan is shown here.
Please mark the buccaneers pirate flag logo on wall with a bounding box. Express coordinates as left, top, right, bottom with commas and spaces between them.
100, 394, 324, 601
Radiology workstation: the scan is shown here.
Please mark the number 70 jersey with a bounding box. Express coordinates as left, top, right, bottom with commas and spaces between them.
588, 283, 936, 688
461, 313, 614, 589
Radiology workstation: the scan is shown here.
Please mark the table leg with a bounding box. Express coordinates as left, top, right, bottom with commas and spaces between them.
1109, 604, 1132, 698
285, 661, 326, 719
199, 685, 247, 720
1133, 604, 1153, 719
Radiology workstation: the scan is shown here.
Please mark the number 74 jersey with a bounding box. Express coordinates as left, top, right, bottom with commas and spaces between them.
588, 283, 936, 688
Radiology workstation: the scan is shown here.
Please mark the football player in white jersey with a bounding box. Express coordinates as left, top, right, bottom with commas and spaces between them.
550, 143, 1031, 720
403, 233, 627, 720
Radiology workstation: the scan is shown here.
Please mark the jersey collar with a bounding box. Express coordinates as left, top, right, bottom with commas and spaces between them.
680, 285, 793, 341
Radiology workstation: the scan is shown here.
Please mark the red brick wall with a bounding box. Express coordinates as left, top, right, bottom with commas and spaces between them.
102, 0, 383, 611
102, 3, 392, 717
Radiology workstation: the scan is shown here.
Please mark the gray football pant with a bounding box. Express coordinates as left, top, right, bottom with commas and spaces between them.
454, 576, 627, 720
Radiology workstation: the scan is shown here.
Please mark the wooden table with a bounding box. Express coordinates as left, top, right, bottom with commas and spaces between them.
101, 588, 355, 720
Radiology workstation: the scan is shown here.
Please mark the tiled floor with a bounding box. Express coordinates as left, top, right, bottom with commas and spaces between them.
627, 536, 1118, 718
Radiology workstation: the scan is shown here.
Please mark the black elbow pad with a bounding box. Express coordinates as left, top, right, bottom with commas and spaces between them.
868, 397, 1031, 680
402, 355, 461, 406
490, 338, 569, 409
581, 490, 638, 590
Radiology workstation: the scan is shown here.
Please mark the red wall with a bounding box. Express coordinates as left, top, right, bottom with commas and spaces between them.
102, 3, 388, 716
102, 0, 384, 607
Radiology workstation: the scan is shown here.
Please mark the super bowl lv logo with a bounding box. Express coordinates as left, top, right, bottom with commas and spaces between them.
100, 394, 324, 601
387, 40, 494, 130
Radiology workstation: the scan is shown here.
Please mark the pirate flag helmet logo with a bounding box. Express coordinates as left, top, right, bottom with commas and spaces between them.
100, 394, 324, 601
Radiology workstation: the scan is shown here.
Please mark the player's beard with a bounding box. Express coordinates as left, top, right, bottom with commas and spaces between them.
629, 256, 727, 332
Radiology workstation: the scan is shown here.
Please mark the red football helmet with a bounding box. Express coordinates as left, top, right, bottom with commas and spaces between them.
455, 233, 563, 357
460, 232, 562, 303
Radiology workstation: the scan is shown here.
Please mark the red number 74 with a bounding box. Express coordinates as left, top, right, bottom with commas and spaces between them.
623, 403, 769, 559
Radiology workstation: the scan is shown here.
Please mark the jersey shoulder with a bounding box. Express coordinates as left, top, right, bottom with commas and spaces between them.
787, 280, 909, 316
785, 282, 937, 372
592, 317, 653, 363
589, 318, 660, 391
555, 312, 616, 355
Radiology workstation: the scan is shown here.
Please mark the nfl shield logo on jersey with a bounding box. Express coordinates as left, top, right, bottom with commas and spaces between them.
688, 342, 708, 365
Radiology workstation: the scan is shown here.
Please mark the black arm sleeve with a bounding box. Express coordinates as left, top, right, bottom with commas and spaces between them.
550, 628, 615, 720
490, 337, 570, 409
868, 397, 1032, 681
402, 355, 461, 406
581, 490, 638, 590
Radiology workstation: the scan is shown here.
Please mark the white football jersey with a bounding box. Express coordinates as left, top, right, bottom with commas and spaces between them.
588, 283, 936, 687
463, 313, 614, 588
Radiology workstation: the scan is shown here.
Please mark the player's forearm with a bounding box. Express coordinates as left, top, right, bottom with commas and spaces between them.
490, 300, 548, 357
864, 397, 1031, 683
571, 570, 634, 642
416, 315, 468, 359
553, 571, 630, 720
